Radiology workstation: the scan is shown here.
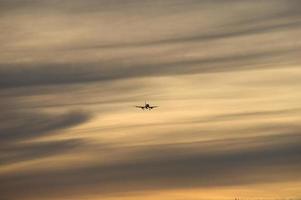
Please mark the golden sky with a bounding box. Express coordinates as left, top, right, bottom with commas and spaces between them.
1, 1, 301, 199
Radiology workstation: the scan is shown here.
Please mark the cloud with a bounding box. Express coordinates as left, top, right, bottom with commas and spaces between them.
1, 45, 300, 89
0, 110, 92, 144
1, 0, 301, 90
1, 132, 301, 199
0, 139, 83, 165
1, 1, 301, 199
0, 90, 93, 166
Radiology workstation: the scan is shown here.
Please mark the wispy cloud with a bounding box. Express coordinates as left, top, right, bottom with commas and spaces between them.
1, 132, 301, 199
1, 0, 301, 199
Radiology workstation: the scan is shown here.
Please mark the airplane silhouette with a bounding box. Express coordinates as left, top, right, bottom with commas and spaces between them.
135, 101, 159, 110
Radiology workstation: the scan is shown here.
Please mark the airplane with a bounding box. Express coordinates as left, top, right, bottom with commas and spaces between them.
135, 101, 159, 110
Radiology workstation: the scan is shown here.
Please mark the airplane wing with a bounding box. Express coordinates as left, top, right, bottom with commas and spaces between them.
149, 106, 159, 109
135, 106, 145, 109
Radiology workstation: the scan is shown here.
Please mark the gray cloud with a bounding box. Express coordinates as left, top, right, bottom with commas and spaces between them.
1, 0, 301, 199
1, 46, 300, 89
0, 91, 93, 166
0, 139, 83, 165
78, 19, 301, 50
0, 110, 92, 144
0, 0, 300, 91
1, 133, 301, 199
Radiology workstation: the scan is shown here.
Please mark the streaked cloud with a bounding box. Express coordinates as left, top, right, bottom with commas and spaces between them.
1, 0, 301, 200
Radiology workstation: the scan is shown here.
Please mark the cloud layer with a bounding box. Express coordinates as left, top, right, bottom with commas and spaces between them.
1, 0, 301, 200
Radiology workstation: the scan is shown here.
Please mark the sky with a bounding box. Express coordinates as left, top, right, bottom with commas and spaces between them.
1, 0, 301, 199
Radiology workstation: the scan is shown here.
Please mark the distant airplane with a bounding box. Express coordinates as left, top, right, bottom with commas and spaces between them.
135, 101, 159, 110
